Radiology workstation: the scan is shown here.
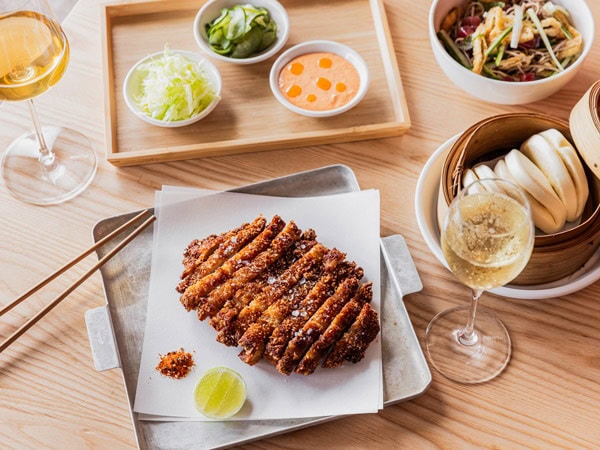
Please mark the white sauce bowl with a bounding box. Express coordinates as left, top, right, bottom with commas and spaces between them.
269, 40, 370, 118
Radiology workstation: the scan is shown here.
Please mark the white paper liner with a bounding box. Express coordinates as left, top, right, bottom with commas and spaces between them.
133, 187, 382, 421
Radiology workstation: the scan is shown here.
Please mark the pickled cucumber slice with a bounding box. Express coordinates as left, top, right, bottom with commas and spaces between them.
205, 4, 277, 58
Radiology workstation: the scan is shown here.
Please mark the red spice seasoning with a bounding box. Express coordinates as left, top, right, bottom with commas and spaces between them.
156, 348, 194, 379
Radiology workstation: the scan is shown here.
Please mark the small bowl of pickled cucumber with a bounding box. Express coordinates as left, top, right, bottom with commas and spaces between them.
193, 0, 289, 65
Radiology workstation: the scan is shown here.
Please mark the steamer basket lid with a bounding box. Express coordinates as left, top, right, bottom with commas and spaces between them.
569, 80, 600, 180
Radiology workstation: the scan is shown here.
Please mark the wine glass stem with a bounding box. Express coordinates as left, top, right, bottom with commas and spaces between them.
458, 289, 483, 346
27, 99, 56, 168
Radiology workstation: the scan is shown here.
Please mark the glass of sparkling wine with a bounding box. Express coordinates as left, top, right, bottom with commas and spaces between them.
426, 178, 534, 384
0, 0, 96, 205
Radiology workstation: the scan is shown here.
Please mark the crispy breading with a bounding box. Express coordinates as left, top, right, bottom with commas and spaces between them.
237, 256, 324, 365
232, 243, 327, 342
322, 303, 380, 368
178, 216, 281, 311
182, 216, 266, 280
212, 237, 316, 346
236, 248, 341, 365
263, 259, 357, 366
197, 221, 302, 320
276, 276, 360, 376
176, 233, 224, 293
296, 282, 372, 375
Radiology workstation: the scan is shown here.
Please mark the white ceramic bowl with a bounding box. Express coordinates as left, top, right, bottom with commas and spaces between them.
269, 40, 370, 118
193, 0, 289, 65
123, 50, 222, 128
429, 0, 595, 105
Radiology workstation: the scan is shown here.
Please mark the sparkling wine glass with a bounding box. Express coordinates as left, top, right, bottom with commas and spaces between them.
426, 178, 534, 384
0, 0, 96, 205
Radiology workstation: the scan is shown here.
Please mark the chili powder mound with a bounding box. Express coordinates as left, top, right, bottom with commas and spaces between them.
156, 348, 194, 379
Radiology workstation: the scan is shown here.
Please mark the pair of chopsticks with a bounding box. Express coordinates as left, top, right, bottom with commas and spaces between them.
0, 210, 156, 354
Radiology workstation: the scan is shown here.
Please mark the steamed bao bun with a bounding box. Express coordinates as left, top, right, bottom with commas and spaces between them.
521, 129, 588, 222
462, 129, 589, 235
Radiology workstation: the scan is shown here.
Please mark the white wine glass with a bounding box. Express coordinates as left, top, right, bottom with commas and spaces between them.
0, 0, 96, 205
426, 178, 534, 384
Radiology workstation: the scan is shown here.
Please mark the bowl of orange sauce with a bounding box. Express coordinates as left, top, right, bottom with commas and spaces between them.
269, 40, 369, 117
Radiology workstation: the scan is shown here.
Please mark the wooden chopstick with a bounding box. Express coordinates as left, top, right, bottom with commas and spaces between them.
0, 211, 156, 354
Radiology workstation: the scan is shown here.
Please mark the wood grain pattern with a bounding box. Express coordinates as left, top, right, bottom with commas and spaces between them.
102, 0, 410, 166
1, 0, 599, 448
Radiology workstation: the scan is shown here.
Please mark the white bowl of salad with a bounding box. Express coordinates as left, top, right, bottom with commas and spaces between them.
193, 0, 289, 65
429, 0, 595, 105
123, 48, 222, 127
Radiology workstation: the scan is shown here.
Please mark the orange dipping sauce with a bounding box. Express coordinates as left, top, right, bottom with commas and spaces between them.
278, 52, 360, 112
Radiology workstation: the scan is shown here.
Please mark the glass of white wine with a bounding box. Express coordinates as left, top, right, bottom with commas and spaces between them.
0, 0, 96, 205
426, 178, 534, 384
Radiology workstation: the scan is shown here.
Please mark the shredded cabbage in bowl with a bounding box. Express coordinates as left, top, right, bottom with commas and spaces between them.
133, 48, 218, 122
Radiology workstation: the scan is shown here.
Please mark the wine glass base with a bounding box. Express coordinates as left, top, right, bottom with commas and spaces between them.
1, 126, 97, 205
425, 305, 511, 384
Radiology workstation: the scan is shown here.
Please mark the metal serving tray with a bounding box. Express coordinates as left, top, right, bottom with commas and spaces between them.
86, 165, 431, 449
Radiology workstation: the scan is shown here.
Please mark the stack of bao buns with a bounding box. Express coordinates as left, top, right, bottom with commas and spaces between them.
462, 129, 589, 235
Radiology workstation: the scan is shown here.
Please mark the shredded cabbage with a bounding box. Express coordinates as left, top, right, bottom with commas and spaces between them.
134, 47, 218, 121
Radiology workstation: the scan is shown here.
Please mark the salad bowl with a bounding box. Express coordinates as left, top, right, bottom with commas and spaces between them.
123, 49, 222, 128
429, 0, 595, 104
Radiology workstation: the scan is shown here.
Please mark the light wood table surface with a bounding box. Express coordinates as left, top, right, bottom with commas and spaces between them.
1, 0, 599, 448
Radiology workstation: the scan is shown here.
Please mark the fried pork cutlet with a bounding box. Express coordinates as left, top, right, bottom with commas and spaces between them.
178, 216, 279, 311
211, 236, 316, 347
276, 275, 360, 376
232, 243, 327, 343
322, 303, 381, 368
197, 221, 302, 320
263, 258, 357, 366
237, 248, 328, 365
177, 233, 224, 293
176, 215, 380, 376
295, 282, 373, 375
182, 216, 266, 281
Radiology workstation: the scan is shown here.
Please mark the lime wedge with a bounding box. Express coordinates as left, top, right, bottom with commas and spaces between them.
194, 367, 247, 419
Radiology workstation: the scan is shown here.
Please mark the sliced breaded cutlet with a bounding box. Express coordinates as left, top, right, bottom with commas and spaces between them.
176, 215, 380, 376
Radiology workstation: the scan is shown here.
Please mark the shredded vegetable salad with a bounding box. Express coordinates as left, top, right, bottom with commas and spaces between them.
134, 47, 218, 122
438, 0, 583, 81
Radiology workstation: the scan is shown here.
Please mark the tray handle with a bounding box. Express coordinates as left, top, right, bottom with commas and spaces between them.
380, 234, 423, 297
85, 305, 121, 371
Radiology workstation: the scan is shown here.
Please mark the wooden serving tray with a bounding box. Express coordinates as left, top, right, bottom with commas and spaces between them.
101, 0, 410, 166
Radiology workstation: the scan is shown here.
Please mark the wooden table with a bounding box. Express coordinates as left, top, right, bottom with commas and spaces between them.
1, 1, 599, 448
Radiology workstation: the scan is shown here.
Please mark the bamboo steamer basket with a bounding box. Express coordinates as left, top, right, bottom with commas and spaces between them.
440, 103, 600, 286
571, 80, 600, 179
